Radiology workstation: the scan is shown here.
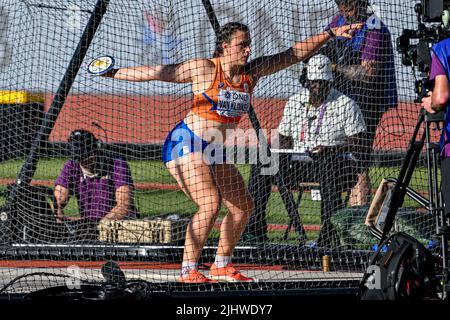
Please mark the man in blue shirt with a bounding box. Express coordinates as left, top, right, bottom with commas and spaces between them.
326, 0, 398, 206
421, 37, 450, 218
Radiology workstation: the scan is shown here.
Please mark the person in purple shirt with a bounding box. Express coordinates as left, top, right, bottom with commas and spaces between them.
422, 37, 450, 219
325, 0, 398, 207
54, 130, 136, 227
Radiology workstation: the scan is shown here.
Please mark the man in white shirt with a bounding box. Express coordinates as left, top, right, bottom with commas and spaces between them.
278, 54, 365, 153
245, 54, 366, 247
279, 54, 366, 247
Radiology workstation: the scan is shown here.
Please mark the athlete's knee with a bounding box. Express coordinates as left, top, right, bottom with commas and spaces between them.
197, 195, 221, 217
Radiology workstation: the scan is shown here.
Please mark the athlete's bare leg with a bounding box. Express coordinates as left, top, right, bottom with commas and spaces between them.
212, 163, 254, 257
166, 152, 221, 263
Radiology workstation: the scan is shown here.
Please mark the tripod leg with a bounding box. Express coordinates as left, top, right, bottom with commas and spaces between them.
277, 174, 307, 245
246, 164, 271, 242
378, 112, 426, 241
284, 189, 305, 240
438, 158, 450, 299
283, 220, 292, 241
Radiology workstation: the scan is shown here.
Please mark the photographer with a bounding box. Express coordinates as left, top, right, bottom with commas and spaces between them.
54, 130, 137, 237
421, 37, 450, 219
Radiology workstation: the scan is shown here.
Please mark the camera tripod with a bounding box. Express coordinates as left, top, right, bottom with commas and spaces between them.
379, 108, 450, 299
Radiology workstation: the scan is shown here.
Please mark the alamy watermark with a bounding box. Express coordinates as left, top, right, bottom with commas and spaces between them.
365, 265, 382, 290
66, 265, 81, 290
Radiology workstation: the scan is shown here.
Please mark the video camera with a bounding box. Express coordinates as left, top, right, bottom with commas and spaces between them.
397, 0, 450, 101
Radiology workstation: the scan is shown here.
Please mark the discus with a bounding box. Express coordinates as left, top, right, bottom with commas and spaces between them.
87, 55, 115, 75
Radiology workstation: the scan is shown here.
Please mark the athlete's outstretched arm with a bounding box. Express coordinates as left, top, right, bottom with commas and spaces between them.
102, 58, 206, 83
245, 24, 362, 81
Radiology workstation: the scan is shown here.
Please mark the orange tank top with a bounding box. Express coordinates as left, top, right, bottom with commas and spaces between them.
191, 58, 253, 124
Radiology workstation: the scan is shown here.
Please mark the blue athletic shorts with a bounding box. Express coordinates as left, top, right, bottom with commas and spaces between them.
162, 120, 226, 164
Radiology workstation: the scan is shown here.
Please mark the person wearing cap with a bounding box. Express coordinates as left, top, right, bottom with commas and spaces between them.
54, 130, 137, 227
245, 54, 366, 247
324, 0, 398, 206
280, 54, 366, 247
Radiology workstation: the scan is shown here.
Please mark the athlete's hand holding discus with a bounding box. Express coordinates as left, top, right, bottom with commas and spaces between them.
87, 55, 118, 77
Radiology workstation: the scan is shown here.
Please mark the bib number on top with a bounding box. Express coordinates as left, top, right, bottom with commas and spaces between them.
216, 89, 250, 118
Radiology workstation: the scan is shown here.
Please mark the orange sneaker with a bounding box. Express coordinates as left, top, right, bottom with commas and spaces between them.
209, 263, 254, 282
178, 269, 216, 284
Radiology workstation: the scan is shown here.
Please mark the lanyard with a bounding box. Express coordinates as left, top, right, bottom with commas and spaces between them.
300, 102, 328, 142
